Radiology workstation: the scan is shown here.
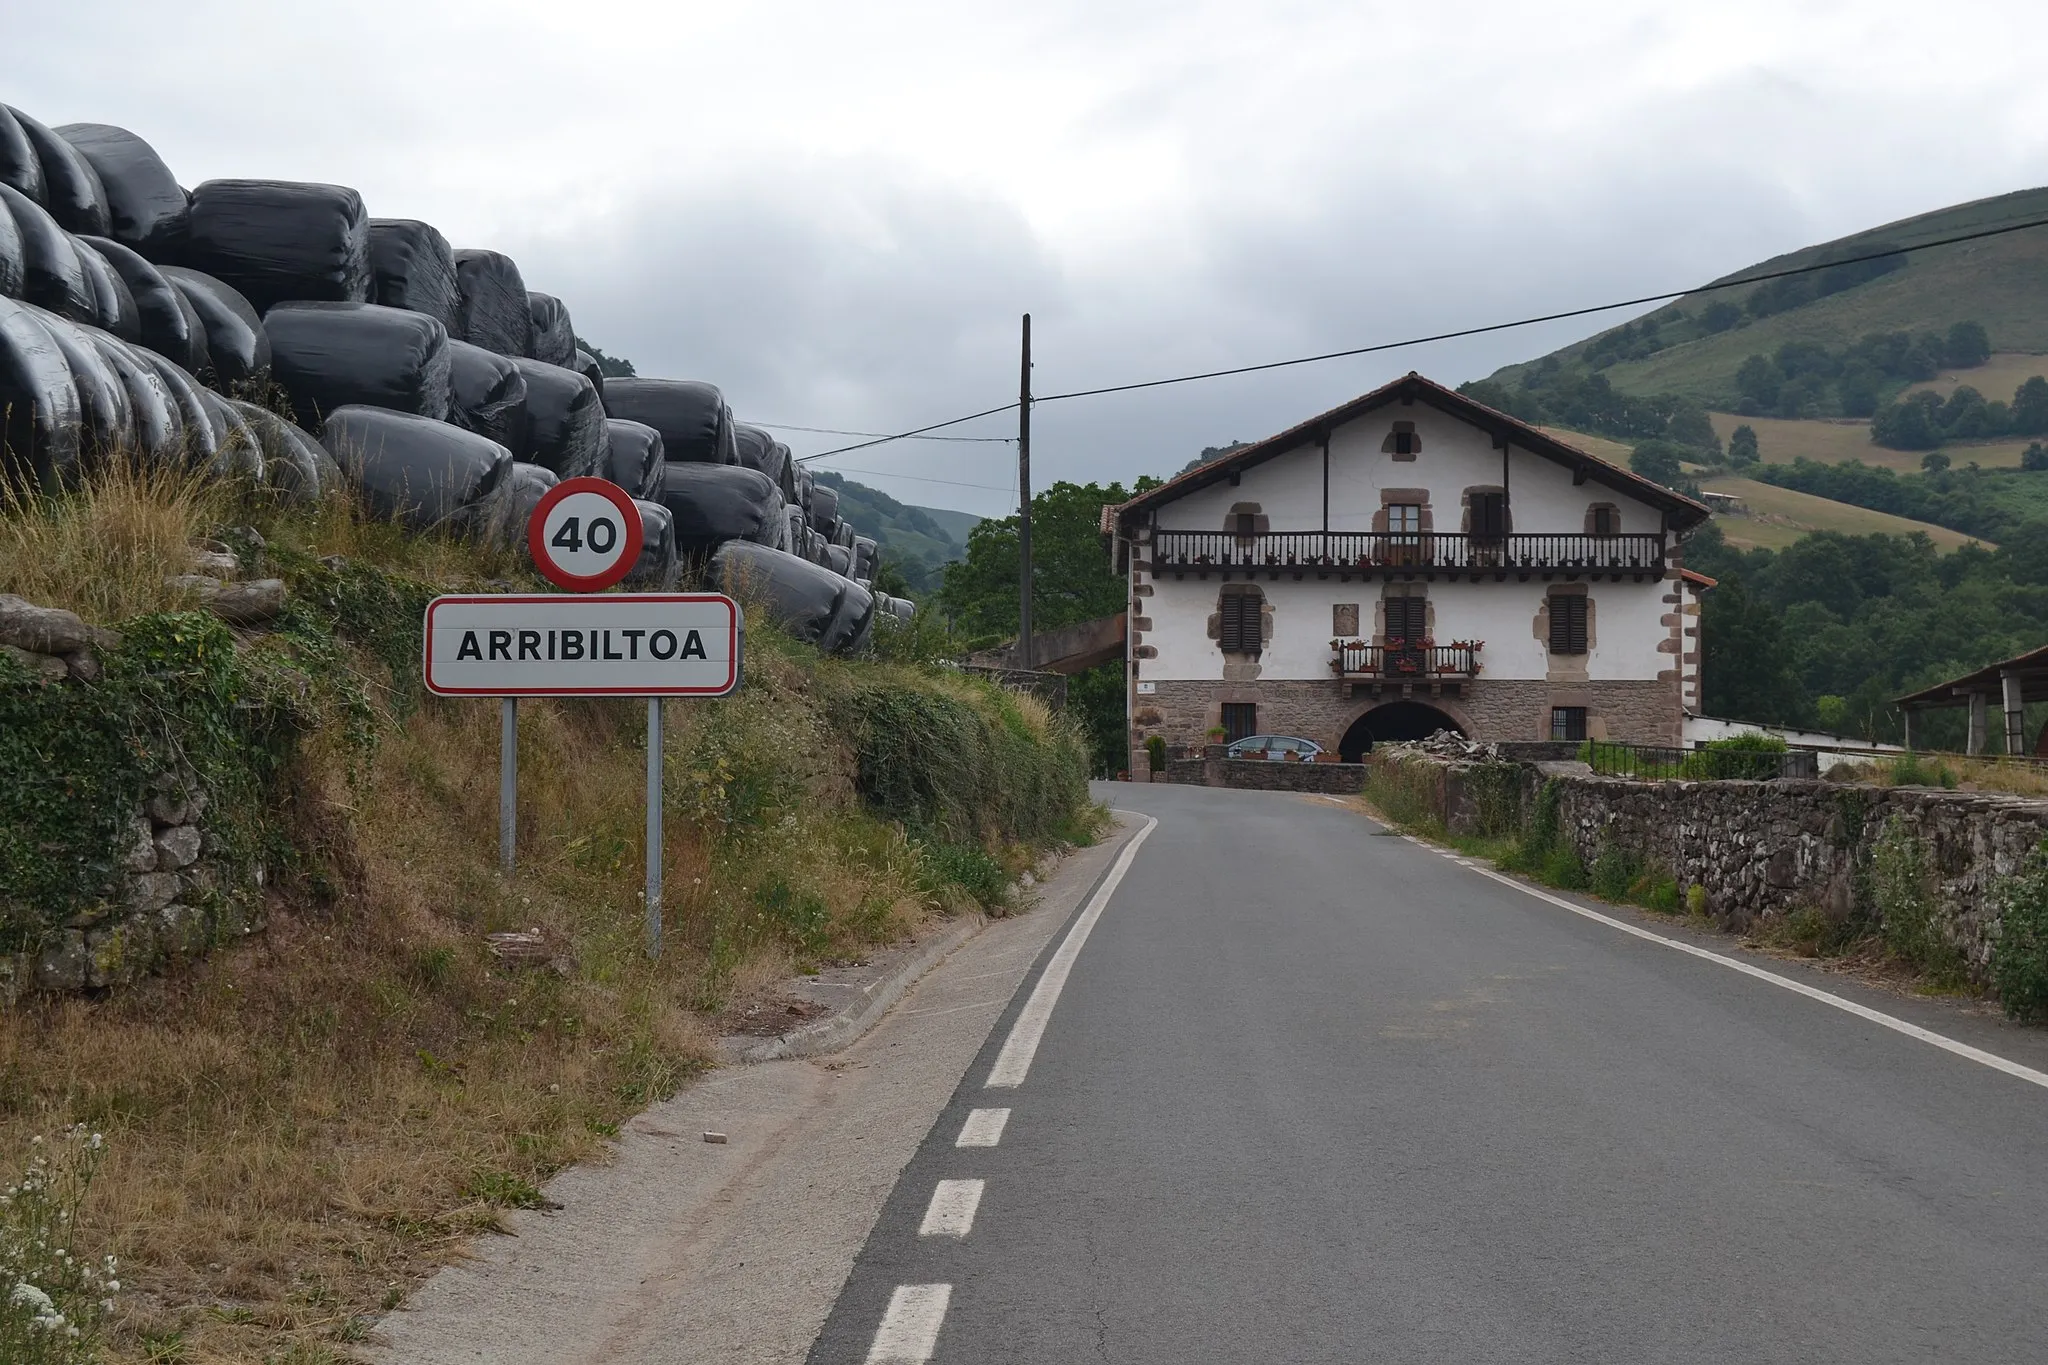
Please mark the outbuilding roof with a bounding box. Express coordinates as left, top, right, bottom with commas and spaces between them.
1113, 371, 1713, 531
1895, 642, 2048, 709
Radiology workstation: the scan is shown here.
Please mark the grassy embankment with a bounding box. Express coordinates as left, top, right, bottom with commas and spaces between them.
0, 464, 1093, 1364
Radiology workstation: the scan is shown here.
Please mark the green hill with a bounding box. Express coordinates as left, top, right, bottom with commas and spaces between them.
1485, 186, 2048, 411
811, 471, 973, 594
914, 505, 985, 546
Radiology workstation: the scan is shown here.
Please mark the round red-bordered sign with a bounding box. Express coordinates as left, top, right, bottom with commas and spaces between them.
527, 477, 645, 592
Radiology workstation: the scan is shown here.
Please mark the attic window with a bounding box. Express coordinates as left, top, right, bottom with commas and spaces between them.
1382, 421, 1420, 460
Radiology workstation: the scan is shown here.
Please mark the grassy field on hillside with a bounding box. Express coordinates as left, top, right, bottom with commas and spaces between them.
1538, 427, 1635, 467
1904, 351, 2048, 400
1700, 476, 1988, 551
1494, 187, 2048, 404
1705, 412, 2037, 472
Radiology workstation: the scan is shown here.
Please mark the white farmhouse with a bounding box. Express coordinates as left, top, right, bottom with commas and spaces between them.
1110, 373, 1715, 765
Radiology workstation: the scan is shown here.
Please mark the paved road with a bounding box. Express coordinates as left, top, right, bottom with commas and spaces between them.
808, 781, 2048, 1363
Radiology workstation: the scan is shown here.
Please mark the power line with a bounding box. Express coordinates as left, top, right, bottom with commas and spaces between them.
790, 209, 2048, 460
755, 421, 1011, 443
808, 464, 1016, 493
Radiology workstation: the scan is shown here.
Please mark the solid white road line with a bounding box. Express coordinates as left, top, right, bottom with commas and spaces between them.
956, 1107, 1011, 1147
866, 1284, 952, 1364
985, 813, 1160, 1088
918, 1179, 986, 1238
1469, 863, 2048, 1094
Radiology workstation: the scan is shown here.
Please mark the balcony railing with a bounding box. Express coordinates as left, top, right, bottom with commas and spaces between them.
1333, 640, 1483, 679
1148, 530, 1667, 575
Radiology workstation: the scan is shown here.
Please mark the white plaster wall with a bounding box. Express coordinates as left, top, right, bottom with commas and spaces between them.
1157, 403, 1666, 536
1141, 571, 1674, 682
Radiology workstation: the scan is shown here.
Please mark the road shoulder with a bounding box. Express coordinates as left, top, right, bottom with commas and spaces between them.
364, 814, 1140, 1365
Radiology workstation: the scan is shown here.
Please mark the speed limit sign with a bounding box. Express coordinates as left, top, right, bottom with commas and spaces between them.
528, 477, 645, 591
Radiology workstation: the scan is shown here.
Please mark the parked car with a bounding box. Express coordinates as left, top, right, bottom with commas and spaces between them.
1225, 734, 1324, 761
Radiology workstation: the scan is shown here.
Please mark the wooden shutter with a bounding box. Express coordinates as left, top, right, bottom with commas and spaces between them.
1385, 596, 1426, 643
1219, 593, 1261, 653
1473, 492, 1507, 539
1549, 596, 1588, 654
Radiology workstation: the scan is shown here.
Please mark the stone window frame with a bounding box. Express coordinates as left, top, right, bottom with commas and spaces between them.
1550, 706, 1589, 741
1212, 583, 1268, 656
1376, 582, 1433, 646
1585, 502, 1622, 536
1382, 420, 1421, 461
1224, 501, 1269, 545
1370, 488, 1433, 535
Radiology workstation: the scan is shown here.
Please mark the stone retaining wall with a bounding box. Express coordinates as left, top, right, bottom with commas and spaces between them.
1, 593, 267, 1004
1159, 756, 1370, 794
1372, 748, 2048, 982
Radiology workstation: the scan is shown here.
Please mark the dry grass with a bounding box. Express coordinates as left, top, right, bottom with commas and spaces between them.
1904, 351, 2048, 402
1538, 427, 1636, 468
0, 467, 1028, 1362
1700, 476, 1987, 552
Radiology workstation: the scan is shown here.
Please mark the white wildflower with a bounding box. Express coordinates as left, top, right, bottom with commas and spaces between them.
11, 1281, 55, 1312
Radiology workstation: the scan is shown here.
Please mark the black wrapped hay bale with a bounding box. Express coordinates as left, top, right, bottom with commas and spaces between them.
53, 124, 187, 260
656, 463, 784, 555
823, 542, 853, 578
463, 460, 558, 549
600, 377, 735, 464
806, 482, 840, 536
0, 296, 83, 485
447, 338, 525, 448
185, 180, 370, 315
161, 266, 269, 386
92, 329, 183, 462
79, 236, 193, 366
602, 418, 664, 500
129, 344, 231, 469
199, 389, 262, 481
229, 398, 336, 501
627, 499, 679, 588
322, 404, 510, 529
451, 249, 529, 358
367, 219, 458, 329
265, 301, 449, 428
509, 357, 606, 480
527, 292, 575, 368
0, 183, 94, 322
7, 107, 109, 237
70, 237, 139, 341
0, 106, 42, 205
709, 541, 876, 655
30, 309, 132, 458
852, 534, 879, 580
574, 348, 603, 398
733, 422, 797, 501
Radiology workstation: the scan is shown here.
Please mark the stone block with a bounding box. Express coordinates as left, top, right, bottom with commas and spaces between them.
0, 594, 91, 654
147, 775, 191, 826
157, 903, 210, 960
87, 917, 161, 988
124, 871, 181, 915
154, 824, 203, 870
34, 931, 88, 992
63, 649, 102, 683
120, 815, 158, 873
203, 579, 289, 626
1, 643, 70, 682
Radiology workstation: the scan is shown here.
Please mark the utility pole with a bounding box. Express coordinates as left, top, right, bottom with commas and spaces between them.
1017, 312, 1034, 670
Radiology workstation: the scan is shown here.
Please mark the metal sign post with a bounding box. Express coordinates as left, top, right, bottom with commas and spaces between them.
427, 475, 740, 960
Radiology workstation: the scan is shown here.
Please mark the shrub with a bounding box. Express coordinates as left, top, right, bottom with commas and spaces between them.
1590, 844, 1641, 900
1502, 779, 1564, 873
1145, 735, 1166, 773
1686, 884, 1709, 916
1870, 817, 1968, 987
1540, 843, 1589, 890
1362, 756, 1444, 830
1991, 842, 2048, 1022
1463, 762, 1524, 839
1884, 753, 1958, 789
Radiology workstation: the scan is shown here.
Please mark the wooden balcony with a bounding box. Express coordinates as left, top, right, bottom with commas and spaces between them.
1144, 530, 1668, 581
1333, 641, 1483, 680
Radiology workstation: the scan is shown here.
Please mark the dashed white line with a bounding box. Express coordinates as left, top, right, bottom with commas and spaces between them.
918, 1179, 985, 1237
956, 1107, 1011, 1147
986, 813, 1159, 1088
866, 1284, 952, 1363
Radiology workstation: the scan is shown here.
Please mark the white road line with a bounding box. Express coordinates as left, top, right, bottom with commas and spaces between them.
985, 813, 1160, 1088
918, 1179, 985, 1237
956, 1107, 1011, 1147
898, 998, 1010, 1019
1469, 863, 2048, 1093
866, 1284, 952, 1363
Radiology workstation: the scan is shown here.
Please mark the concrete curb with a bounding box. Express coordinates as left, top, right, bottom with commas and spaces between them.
719, 912, 991, 1065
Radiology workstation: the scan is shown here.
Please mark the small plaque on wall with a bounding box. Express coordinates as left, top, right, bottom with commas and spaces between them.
1333, 603, 1360, 636
1136, 681, 1157, 694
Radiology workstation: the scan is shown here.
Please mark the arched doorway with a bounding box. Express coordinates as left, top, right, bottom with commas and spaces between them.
1339, 701, 1465, 762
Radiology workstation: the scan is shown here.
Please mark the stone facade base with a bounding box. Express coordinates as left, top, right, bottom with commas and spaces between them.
1134, 676, 1680, 757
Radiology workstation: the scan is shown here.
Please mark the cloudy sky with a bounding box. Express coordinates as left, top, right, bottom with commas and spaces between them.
13, 1, 2048, 514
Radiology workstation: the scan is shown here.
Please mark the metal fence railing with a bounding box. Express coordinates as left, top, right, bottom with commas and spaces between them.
1148, 530, 1668, 574
1332, 641, 1482, 678
1585, 741, 1820, 782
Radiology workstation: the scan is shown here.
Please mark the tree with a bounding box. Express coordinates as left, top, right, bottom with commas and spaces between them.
1871, 391, 1943, 450
1699, 300, 1742, 333
2011, 376, 2048, 437
1664, 403, 1721, 455
1836, 363, 1883, 418
1939, 385, 1996, 440
1701, 578, 1807, 725
571, 335, 637, 377
2023, 442, 2048, 473
1944, 320, 1992, 369
1735, 353, 1782, 409
1921, 451, 1951, 473
1628, 440, 1687, 488
1727, 424, 1760, 466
